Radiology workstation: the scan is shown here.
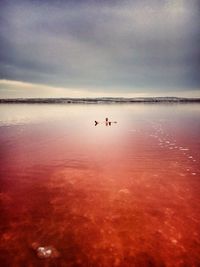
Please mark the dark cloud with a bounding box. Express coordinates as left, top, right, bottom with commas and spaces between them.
0, 0, 200, 96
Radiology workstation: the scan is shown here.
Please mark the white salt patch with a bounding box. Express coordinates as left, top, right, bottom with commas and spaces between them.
46, 249, 52, 256
37, 247, 52, 258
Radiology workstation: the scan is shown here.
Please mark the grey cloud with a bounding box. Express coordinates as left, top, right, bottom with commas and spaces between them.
0, 0, 199, 95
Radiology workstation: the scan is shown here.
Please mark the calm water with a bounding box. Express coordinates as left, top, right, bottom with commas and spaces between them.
0, 104, 200, 267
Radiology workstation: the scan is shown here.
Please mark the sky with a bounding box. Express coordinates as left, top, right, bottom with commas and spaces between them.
0, 0, 200, 98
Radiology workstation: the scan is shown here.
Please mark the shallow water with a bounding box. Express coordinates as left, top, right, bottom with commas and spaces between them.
0, 103, 200, 267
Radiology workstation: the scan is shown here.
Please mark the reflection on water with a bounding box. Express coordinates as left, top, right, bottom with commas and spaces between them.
0, 104, 200, 266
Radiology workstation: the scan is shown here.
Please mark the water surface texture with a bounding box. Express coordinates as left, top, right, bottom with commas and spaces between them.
0, 104, 200, 267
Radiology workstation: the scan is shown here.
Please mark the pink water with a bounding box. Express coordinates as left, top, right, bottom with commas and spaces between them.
0, 104, 200, 267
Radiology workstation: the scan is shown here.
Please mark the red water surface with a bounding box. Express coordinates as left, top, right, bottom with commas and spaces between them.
0, 104, 200, 267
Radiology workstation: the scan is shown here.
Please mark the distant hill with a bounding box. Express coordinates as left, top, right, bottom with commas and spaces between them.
0, 97, 200, 104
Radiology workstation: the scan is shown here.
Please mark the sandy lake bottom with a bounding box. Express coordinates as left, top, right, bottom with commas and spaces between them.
0, 103, 200, 267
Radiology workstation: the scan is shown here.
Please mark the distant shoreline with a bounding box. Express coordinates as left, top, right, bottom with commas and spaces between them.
0, 97, 200, 104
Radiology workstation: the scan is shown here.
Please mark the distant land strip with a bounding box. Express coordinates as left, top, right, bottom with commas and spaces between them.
0, 97, 200, 104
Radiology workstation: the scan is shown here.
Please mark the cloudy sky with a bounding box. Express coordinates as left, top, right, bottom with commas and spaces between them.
0, 0, 199, 98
